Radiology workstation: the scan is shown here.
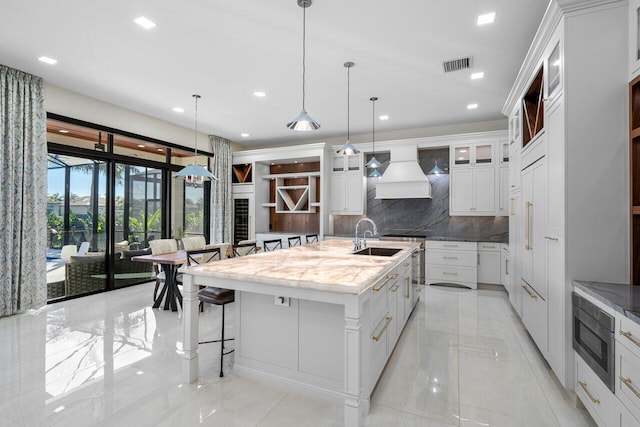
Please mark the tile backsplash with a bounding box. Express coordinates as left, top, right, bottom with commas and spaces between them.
332, 148, 509, 242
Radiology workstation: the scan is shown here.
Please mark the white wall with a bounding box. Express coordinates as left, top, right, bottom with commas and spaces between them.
44, 83, 244, 152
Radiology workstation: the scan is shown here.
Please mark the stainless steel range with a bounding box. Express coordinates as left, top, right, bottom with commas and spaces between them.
379, 234, 425, 284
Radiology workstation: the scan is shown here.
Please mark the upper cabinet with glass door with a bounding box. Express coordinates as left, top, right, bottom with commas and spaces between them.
450, 142, 495, 168
630, 0, 640, 79
546, 41, 562, 104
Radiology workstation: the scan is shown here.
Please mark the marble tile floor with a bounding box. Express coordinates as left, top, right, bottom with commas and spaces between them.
0, 283, 596, 427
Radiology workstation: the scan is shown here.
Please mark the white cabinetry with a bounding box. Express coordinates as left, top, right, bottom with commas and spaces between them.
426, 241, 477, 290
504, 1, 628, 390
498, 167, 509, 216
450, 168, 496, 215
501, 244, 510, 288
477, 242, 501, 285
330, 154, 364, 215
630, 0, 640, 80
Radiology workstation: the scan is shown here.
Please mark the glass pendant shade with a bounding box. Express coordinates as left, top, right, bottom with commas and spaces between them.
369, 168, 382, 178
176, 94, 217, 187
428, 160, 445, 175
336, 141, 359, 155
365, 156, 382, 169
286, 110, 320, 131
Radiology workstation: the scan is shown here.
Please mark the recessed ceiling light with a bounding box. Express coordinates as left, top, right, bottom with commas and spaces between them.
467, 103, 478, 109
156, 148, 164, 152
294, 160, 298, 163
477, 12, 496, 26
137, 144, 145, 148
38, 56, 57, 65
379, 115, 389, 121
241, 133, 250, 137
253, 91, 266, 97
173, 107, 184, 113
134, 16, 156, 30
58, 129, 69, 134
552, 59, 561, 67
460, 149, 467, 153
471, 72, 484, 80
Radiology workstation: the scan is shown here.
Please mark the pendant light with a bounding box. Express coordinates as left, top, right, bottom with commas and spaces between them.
286, 0, 320, 131
369, 168, 382, 178
428, 160, 445, 175
365, 96, 382, 171
175, 94, 217, 187
336, 62, 360, 155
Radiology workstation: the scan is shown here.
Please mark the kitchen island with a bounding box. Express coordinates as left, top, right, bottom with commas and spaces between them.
181, 239, 420, 427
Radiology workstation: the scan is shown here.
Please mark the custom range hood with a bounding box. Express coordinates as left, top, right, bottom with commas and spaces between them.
376, 145, 431, 199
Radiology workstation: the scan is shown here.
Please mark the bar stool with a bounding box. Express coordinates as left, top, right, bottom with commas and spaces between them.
187, 247, 235, 378
288, 236, 302, 247
233, 242, 257, 257
263, 239, 283, 251
305, 234, 318, 244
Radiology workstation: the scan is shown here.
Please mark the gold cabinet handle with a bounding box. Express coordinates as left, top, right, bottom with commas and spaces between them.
544, 236, 559, 241
443, 256, 458, 260
620, 330, 640, 348
372, 316, 393, 342
405, 277, 410, 299
505, 258, 509, 275
482, 245, 496, 249
390, 283, 400, 292
521, 284, 537, 299
620, 376, 640, 400
404, 262, 410, 267
510, 197, 515, 215
578, 381, 600, 404
373, 274, 394, 292
525, 201, 532, 250
443, 244, 458, 248
443, 272, 458, 276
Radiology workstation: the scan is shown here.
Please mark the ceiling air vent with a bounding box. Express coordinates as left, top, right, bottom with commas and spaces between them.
442, 56, 473, 73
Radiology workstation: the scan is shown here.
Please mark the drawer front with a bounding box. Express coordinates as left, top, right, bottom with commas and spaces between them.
576, 354, 616, 427
520, 281, 548, 354
617, 342, 640, 421
371, 270, 395, 325
426, 240, 477, 251
426, 265, 477, 283
370, 314, 391, 380
426, 250, 476, 267
478, 242, 501, 252
618, 315, 640, 359
620, 398, 640, 427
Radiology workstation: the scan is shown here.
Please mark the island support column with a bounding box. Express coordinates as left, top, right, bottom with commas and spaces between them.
182, 274, 199, 383
344, 294, 367, 427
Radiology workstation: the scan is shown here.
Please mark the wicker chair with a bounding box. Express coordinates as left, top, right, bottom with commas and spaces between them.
65, 255, 106, 296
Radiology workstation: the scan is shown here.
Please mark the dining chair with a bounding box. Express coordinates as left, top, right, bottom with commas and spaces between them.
60, 244, 77, 262
288, 236, 302, 247
181, 235, 206, 251
149, 239, 179, 302
77, 241, 90, 256
305, 234, 318, 244
233, 242, 257, 257
205, 242, 231, 259
187, 246, 235, 377
263, 239, 283, 251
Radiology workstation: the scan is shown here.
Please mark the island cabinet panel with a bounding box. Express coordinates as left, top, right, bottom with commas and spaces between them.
299, 300, 344, 382
239, 292, 299, 369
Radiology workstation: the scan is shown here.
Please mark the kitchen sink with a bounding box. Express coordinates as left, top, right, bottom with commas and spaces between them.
352, 247, 401, 257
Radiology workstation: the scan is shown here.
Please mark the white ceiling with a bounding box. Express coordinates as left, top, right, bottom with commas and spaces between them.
0, 0, 549, 147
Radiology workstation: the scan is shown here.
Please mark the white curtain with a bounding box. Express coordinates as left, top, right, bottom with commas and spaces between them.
209, 135, 232, 243
0, 65, 47, 317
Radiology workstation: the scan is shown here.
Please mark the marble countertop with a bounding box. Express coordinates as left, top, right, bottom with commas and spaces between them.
574, 280, 640, 324
182, 239, 420, 295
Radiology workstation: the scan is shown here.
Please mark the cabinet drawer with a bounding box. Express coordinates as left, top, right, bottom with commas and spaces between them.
426, 250, 476, 267
617, 342, 640, 421
576, 353, 616, 427
370, 314, 391, 380
618, 315, 640, 359
478, 242, 501, 252
426, 265, 477, 283
426, 240, 477, 251
520, 281, 547, 353
370, 271, 395, 325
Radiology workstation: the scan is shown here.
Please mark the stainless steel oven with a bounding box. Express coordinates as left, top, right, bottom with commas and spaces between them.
572, 292, 615, 392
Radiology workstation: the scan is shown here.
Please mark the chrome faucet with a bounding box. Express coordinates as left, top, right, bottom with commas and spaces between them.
354, 217, 378, 251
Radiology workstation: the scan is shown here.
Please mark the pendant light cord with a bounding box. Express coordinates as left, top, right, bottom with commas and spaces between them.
347, 65, 350, 141
302, 4, 306, 111
372, 98, 375, 154
193, 94, 200, 161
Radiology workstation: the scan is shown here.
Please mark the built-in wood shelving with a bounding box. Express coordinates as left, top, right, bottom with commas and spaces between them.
630, 75, 640, 285
522, 67, 544, 148
232, 163, 253, 184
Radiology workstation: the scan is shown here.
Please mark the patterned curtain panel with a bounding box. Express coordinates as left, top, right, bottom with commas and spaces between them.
0, 65, 47, 317
209, 135, 232, 244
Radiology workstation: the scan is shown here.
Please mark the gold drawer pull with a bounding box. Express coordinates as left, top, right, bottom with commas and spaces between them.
521, 284, 537, 299
620, 330, 640, 348
372, 316, 393, 342
544, 236, 559, 241
443, 256, 458, 260
620, 376, 640, 400
373, 274, 394, 292
443, 272, 458, 276
443, 244, 458, 248
482, 245, 496, 249
404, 262, 410, 267
578, 381, 600, 404
390, 284, 400, 292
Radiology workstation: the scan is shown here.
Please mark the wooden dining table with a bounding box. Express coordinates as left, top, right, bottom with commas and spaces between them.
132, 250, 189, 311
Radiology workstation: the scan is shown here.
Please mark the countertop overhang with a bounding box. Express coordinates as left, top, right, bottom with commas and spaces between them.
182, 239, 420, 295
574, 280, 640, 324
